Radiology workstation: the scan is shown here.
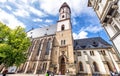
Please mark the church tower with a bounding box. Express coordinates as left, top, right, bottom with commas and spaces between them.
53, 2, 76, 75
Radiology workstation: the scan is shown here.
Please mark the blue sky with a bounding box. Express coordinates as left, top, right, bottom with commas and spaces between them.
0, 0, 111, 43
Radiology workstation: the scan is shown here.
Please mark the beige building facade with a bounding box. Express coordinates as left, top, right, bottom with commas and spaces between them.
0, 2, 120, 76
18, 2, 76, 75
88, 0, 120, 57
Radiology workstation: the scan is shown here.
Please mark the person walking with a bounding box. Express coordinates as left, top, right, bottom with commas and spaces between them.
46, 71, 49, 76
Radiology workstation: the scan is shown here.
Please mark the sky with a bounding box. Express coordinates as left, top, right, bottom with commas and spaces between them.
0, 0, 111, 43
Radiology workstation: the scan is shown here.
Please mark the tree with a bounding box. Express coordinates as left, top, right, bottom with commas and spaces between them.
0, 22, 31, 68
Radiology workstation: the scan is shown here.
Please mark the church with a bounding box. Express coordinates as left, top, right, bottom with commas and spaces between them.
2, 2, 120, 76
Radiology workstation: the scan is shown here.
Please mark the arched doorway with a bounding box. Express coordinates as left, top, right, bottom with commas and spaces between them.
60, 57, 66, 75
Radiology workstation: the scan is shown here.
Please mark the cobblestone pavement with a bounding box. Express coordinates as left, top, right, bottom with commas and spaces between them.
0, 74, 66, 76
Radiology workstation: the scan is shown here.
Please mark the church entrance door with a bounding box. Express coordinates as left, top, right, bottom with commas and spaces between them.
60, 57, 66, 75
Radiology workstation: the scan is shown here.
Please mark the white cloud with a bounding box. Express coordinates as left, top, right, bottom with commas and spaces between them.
29, 6, 46, 17
0, 9, 25, 29
72, 18, 77, 25
73, 31, 88, 39
7, 0, 46, 17
39, 0, 89, 17
0, 0, 7, 3
6, 5, 12, 10
73, 25, 103, 39
13, 9, 30, 17
45, 19, 53, 23
33, 18, 43, 22
80, 25, 103, 33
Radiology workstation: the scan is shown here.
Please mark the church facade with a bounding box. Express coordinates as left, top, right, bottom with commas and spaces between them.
18, 2, 76, 75
0, 2, 120, 76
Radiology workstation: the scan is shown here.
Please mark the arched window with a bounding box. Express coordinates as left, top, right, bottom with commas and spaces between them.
43, 63, 45, 70
45, 38, 51, 55
93, 62, 99, 72
61, 40, 66, 45
61, 40, 63, 45
44, 63, 47, 71
90, 51, 94, 56
61, 25, 65, 31
37, 39, 41, 56
64, 40, 66, 45
106, 62, 114, 72
79, 62, 84, 71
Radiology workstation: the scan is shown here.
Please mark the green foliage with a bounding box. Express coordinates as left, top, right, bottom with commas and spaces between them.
0, 22, 31, 67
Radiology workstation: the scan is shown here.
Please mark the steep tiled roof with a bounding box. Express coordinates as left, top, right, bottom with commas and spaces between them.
74, 37, 111, 50
27, 25, 56, 38
59, 2, 71, 13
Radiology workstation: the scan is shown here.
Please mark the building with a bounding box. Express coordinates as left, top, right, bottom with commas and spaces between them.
74, 37, 120, 75
0, 2, 120, 76
88, 0, 120, 57
18, 2, 76, 75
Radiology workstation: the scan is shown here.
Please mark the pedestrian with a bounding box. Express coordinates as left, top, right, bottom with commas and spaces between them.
46, 71, 49, 76
110, 71, 115, 76
2, 69, 8, 76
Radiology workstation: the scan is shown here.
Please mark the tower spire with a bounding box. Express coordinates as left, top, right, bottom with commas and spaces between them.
59, 2, 71, 21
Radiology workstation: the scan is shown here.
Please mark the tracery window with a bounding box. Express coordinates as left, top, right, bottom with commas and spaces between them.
45, 39, 51, 55
79, 62, 84, 71
93, 62, 99, 72
61, 25, 65, 31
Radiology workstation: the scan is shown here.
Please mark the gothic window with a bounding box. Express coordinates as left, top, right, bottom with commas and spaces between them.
61, 25, 65, 31
114, 24, 120, 32
62, 15, 64, 18
63, 40, 66, 45
32, 63, 36, 70
90, 51, 94, 56
93, 62, 99, 72
79, 62, 84, 71
37, 39, 41, 56
44, 63, 47, 71
45, 39, 51, 55
61, 40, 65, 45
101, 50, 106, 55
61, 40, 63, 45
77, 52, 81, 56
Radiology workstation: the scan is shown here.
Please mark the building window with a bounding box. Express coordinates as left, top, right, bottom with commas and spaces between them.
64, 40, 65, 45
79, 62, 84, 71
61, 25, 65, 31
37, 40, 41, 56
61, 40, 66, 45
93, 62, 99, 72
62, 15, 64, 18
45, 39, 51, 55
61, 40, 63, 45
114, 25, 119, 32
77, 52, 81, 56
32, 63, 36, 70
96, 5, 99, 10
90, 51, 94, 56
101, 50, 106, 55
